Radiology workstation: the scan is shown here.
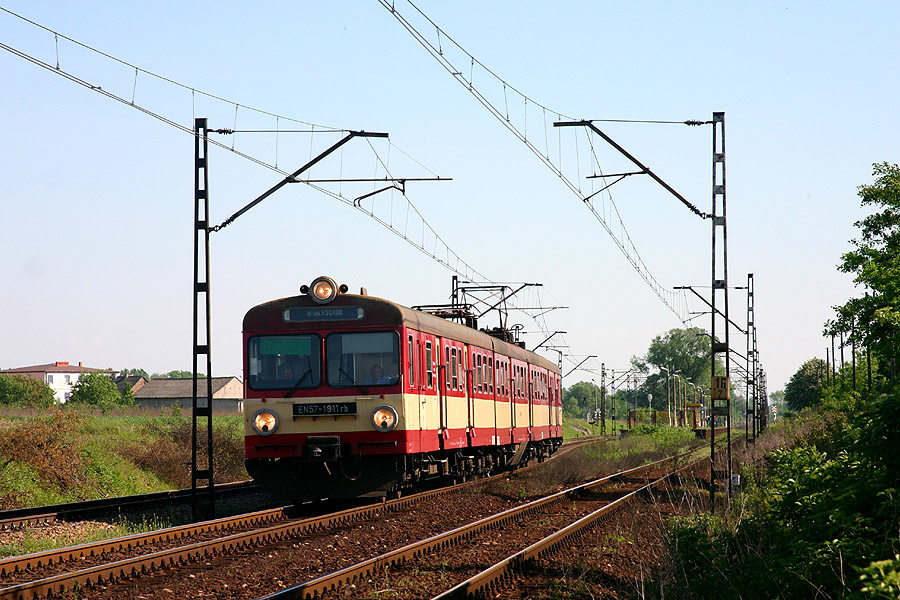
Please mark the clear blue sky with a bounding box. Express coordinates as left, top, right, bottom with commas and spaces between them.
2, 1, 897, 394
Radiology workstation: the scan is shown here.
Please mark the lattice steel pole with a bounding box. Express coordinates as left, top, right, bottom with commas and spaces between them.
192, 118, 215, 521
709, 112, 731, 513
745, 273, 755, 442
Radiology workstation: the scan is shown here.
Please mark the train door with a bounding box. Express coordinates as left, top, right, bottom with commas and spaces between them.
466, 348, 475, 445
487, 354, 496, 446
509, 363, 516, 435
541, 370, 553, 439
439, 339, 449, 440
420, 335, 440, 452
528, 378, 534, 433
497, 357, 511, 445
547, 373, 554, 430
406, 331, 421, 452
440, 353, 447, 439
510, 359, 527, 444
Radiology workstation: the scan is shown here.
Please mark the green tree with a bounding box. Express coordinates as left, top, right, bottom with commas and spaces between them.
769, 389, 785, 418
119, 367, 149, 379
0, 373, 55, 407
829, 162, 900, 382
121, 382, 136, 405
69, 371, 131, 410
631, 327, 720, 411
150, 370, 204, 379
562, 381, 600, 418
784, 358, 826, 411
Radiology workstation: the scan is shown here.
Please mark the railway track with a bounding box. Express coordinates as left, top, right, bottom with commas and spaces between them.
257, 450, 705, 599
0, 435, 607, 599
0, 474, 502, 599
0, 480, 261, 531
0, 435, 684, 600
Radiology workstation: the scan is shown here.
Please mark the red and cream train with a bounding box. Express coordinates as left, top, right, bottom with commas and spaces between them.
242, 276, 563, 499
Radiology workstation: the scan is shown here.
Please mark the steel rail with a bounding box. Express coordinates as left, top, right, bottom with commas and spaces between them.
256, 449, 700, 600
0, 480, 258, 531
0, 479, 472, 599
432, 456, 708, 599
0, 436, 613, 599
0, 506, 289, 579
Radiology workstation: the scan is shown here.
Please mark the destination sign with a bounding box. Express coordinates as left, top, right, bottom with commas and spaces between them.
292, 402, 357, 417
283, 306, 365, 322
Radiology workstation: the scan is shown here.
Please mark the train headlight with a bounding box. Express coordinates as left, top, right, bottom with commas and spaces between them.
371, 405, 398, 433
309, 276, 339, 304
300, 276, 350, 303
252, 409, 279, 436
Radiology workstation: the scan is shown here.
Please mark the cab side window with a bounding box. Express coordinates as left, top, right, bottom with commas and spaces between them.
425, 342, 433, 388
407, 335, 415, 387
451, 347, 459, 390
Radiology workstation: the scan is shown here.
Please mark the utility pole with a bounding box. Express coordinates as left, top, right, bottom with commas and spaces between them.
191, 118, 215, 521
708, 112, 731, 513
600, 363, 607, 435
745, 273, 755, 442
189, 122, 407, 521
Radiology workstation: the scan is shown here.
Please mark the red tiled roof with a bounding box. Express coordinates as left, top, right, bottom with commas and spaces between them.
0, 362, 112, 374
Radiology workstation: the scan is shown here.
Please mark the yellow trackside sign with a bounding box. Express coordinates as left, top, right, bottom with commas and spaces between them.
711, 376, 730, 400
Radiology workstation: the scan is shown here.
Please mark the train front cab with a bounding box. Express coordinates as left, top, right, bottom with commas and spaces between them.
242, 283, 562, 499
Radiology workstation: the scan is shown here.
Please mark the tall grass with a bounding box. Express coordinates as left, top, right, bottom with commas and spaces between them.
0, 408, 248, 510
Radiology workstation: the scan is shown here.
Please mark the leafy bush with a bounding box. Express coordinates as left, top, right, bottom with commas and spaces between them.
0, 374, 55, 407
69, 371, 133, 411
667, 389, 900, 599
855, 555, 900, 599
121, 415, 248, 488
0, 409, 97, 508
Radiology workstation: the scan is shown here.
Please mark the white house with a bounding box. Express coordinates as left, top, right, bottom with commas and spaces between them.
0, 361, 116, 403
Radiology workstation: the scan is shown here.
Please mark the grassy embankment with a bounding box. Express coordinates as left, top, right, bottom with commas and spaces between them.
0, 408, 698, 558
0, 406, 247, 557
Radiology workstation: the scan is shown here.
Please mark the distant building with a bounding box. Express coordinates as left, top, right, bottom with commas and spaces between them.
133, 376, 244, 412
115, 375, 147, 396
0, 361, 116, 403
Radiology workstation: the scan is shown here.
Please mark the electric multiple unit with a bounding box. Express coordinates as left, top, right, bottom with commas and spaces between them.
242, 276, 562, 499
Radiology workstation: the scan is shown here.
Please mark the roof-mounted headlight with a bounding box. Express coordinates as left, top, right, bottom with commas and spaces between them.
252, 409, 278, 436
371, 405, 398, 432
300, 276, 348, 304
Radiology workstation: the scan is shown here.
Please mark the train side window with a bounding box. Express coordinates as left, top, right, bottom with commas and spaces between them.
488, 357, 494, 394
475, 354, 482, 392
446, 347, 451, 390
506, 363, 510, 397
425, 342, 433, 388
461, 350, 467, 390
407, 335, 415, 388
451, 347, 459, 390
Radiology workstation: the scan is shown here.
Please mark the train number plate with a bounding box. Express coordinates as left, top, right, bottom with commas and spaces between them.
293, 402, 357, 416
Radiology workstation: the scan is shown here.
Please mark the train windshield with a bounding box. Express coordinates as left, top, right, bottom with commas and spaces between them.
326, 331, 400, 387
248, 335, 322, 391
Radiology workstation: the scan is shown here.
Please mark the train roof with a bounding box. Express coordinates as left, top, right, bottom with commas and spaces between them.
243, 292, 558, 373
